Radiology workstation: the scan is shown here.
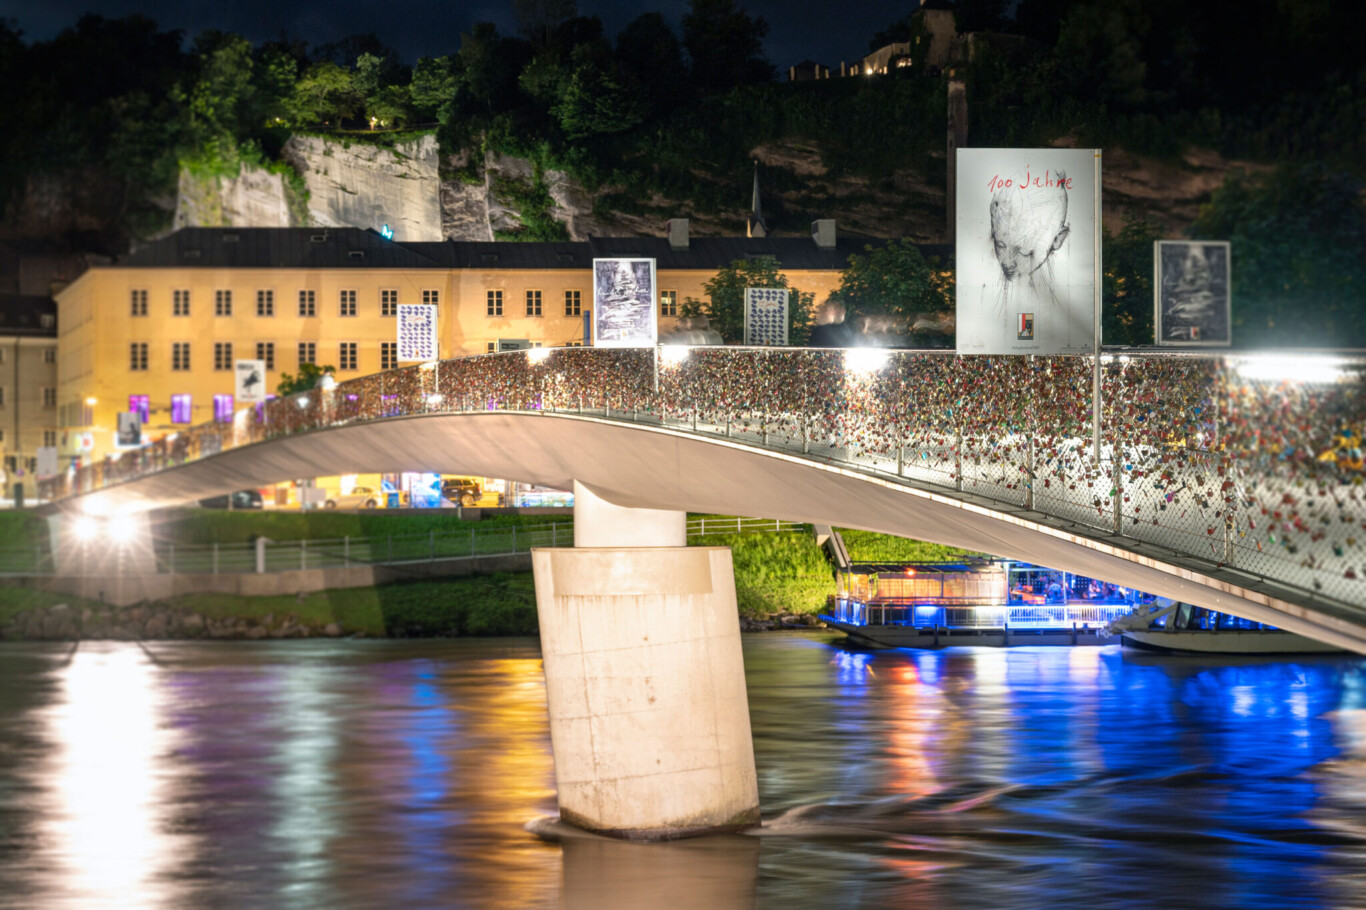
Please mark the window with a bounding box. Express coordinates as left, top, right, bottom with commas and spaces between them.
215, 288, 233, 316
42, 387, 56, 408
214, 341, 233, 371
381, 288, 398, 316
381, 342, 397, 370
256, 342, 275, 370
565, 289, 582, 316
660, 289, 678, 317
171, 394, 192, 424
129, 395, 150, 423
256, 289, 274, 316
43, 430, 57, 448
486, 342, 497, 353
172, 342, 191, 371
339, 342, 357, 371
213, 394, 234, 423
298, 289, 316, 317
298, 342, 315, 366
0, 388, 5, 406
131, 289, 148, 316
173, 288, 190, 316
339, 289, 356, 316
526, 289, 542, 316
129, 342, 148, 371
43, 348, 56, 364
422, 289, 439, 306
40, 314, 53, 329
486, 290, 503, 316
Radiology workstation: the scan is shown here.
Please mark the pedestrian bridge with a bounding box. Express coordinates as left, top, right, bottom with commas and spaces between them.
42, 347, 1366, 652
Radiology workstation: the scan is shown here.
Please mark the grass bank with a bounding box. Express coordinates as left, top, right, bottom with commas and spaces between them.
691, 529, 835, 617
147, 508, 567, 544
838, 530, 991, 563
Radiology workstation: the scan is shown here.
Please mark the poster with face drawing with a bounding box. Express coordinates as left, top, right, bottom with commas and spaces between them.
1154, 240, 1231, 346
593, 258, 657, 347
956, 148, 1098, 355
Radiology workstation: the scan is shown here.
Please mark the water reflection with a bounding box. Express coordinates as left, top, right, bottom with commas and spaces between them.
1, 636, 1365, 908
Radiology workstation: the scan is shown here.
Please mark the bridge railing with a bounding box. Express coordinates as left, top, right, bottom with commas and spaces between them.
42, 348, 1366, 605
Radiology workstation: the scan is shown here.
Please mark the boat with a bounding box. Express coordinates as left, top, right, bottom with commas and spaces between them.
820, 560, 1138, 649
1106, 601, 1345, 655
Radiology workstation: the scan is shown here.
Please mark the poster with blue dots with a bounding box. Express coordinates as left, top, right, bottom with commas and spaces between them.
744, 288, 789, 346
397, 304, 438, 362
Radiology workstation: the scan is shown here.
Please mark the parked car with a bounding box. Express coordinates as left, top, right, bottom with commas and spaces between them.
441, 478, 482, 506
325, 486, 381, 509
199, 490, 264, 510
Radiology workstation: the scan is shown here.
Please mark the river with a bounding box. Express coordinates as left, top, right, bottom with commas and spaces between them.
1, 634, 1364, 909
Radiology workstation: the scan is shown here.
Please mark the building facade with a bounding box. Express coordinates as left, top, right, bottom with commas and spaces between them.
0, 295, 58, 499
54, 223, 886, 465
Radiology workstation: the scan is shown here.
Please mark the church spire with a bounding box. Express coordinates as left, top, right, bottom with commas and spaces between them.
747, 160, 767, 239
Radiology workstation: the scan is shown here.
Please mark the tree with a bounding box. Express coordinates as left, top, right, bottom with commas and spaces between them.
277, 363, 336, 396
1101, 221, 1158, 346
286, 61, 362, 125
838, 240, 952, 325
460, 23, 531, 113
409, 55, 457, 122
680, 0, 774, 94
515, 0, 578, 50
179, 31, 255, 170
681, 257, 814, 344
1191, 165, 1366, 347
615, 12, 687, 114
553, 63, 646, 139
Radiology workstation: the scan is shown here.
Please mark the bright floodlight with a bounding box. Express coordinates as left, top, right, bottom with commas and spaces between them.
297, 396, 310, 409
660, 345, 691, 366
1234, 355, 1348, 385
843, 347, 891, 375
526, 347, 552, 364
72, 515, 100, 543
318, 373, 337, 391
426, 394, 444, 405
104, 514, 140, 544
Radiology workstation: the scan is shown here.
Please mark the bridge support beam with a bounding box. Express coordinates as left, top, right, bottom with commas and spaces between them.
530, 482, 760, 840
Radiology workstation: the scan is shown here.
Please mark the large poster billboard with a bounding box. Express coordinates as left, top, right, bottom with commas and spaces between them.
744, 288, 789, 346
956, 148, 1098, 355
397, 304, 438, 361
592, 258, 657, 347
1154, 240, 1231, 346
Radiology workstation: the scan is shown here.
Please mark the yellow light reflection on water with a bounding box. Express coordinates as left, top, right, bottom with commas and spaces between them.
43, 645, 190, 908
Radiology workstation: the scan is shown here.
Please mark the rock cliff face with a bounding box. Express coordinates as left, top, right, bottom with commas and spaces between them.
168, 132, 1252, 245
173, 165, 293, 230
282, 133, 444, 242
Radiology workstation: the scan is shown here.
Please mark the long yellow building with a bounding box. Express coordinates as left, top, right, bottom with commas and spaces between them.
54, 221, 881, 466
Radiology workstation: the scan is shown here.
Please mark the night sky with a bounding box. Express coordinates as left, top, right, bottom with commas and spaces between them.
0, 0, 916, 71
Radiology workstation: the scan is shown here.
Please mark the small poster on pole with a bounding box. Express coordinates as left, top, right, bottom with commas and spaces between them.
744, 288, 790, 345
397, 304, 439, 361
1154, 240, 1231, 346
116, 412, 143, 448
36, 446, 58, 478
235, 359, 267, 405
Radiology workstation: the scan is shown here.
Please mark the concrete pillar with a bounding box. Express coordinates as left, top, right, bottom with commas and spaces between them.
530, 482, 760, 840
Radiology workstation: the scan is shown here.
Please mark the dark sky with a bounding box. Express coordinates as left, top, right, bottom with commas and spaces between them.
0, 0, 917, 70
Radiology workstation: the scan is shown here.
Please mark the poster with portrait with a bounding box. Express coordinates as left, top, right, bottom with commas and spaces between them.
744, 288, 790, 346
116, 412, 142, 448
397, 304, 439, 361
955, 148, 1099, 355
592, 258, 657, 348
234, 359, 267, 405
1154, 240, 1231, 346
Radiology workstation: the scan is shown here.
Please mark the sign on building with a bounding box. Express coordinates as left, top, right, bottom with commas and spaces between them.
397, 304, 438, 361
36, 446, 58, 478
744, 288, 790, 346
235, 359, 267, 405
955, 148, 1099, 355
1154, 240, 1231, 346
592, 258, 657, 347
116, 412, 142, 448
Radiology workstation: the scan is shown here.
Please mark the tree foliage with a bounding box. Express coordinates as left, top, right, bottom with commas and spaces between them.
680, 0, 774, 94
681, 257, 814, 344
838, 240, 952, 323
276, 363, 336, 396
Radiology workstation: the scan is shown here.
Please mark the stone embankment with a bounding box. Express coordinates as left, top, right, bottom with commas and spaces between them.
740, 612, 828, 633
2, 603, 346, 641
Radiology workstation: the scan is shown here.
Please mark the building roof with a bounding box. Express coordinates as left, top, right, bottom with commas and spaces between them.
107, 227, 950, 273
0, 295, 56, 337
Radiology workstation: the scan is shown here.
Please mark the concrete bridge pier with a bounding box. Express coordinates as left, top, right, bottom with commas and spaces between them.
530, 481, 760, 840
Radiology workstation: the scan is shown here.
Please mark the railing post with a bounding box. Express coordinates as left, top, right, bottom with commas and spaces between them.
471, 527, 476, 556
955, 426, 964, 492
897, 444, 904, 477
169, 544, 175, 575
512, 526, 517, 553
213, 543, 219, 575
344, 535, 349, 566
701, 517, 706, 536
762, 411, 769, 446
301, 539, 307, 570
430, 529, 435, 561
387, 534, 392, 563
802, 417, 809, 454
552, 523, 557, 548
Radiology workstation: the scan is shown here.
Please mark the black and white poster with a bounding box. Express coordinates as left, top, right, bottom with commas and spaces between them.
956, 148, 1098, 355
397, 304, 439, 361
1154, 240, 1231, 346
592, 258, 657, 347
116, 412, 142, 448
234, 359, 267, 405
744, 288, 790, 346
